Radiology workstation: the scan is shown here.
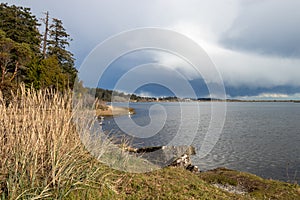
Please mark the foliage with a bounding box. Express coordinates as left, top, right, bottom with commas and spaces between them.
39, 56, 69, 90
0, 3, 40, 54
0, 29, 33, 103
47, 18, 77, 87
0, 3, 77, 94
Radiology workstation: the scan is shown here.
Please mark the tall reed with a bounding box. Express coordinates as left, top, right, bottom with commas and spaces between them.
0, 85, 113, 199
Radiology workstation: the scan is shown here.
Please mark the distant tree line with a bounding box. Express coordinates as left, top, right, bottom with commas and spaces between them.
82, 87, 132, 102
80, 87, 177, 102
0, 3, 77, 99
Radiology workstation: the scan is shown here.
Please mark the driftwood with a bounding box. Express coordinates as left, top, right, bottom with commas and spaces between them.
123, 145, 199, 172
124, 145, 196, 155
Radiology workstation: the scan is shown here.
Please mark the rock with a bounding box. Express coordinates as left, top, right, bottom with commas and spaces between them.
186, 164, 199, 173
162, 145, 196, 156
169, 153, 199, 173
170, 154, 190, 167
212, 183, 247, 195
124, 145, 196, 155
123, 145, 199, 172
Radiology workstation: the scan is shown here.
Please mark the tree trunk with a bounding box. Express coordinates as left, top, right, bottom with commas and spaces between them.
42, 11, 49, 59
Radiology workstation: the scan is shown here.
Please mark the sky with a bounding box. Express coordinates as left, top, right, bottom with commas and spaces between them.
4, 0, 300, 99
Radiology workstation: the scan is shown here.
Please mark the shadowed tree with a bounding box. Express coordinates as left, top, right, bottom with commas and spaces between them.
47, 18, 77, 88
0, 30, 32, 104
0, 4, 77, 92
0, 30, 32, 88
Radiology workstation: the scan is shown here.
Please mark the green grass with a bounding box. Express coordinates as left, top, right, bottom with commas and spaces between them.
62, 167, 241, 200
63, 166, 300, 199
198, 168, 300, 200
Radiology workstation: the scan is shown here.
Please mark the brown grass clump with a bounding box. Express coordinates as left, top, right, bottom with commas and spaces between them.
0, 85, 114, 199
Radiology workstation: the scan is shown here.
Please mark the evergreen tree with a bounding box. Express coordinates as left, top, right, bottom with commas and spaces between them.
39, 56, 68, 90
0, 4, 77, 92
0, 30, 32, 89
0, 3, 41, 54
47, 18, 77, 88
26, 56, 71, 90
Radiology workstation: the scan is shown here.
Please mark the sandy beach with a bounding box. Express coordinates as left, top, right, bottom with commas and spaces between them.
96, 105, 135, 116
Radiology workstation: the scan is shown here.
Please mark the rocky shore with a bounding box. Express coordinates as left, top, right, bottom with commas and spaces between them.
124, 145, 199, 172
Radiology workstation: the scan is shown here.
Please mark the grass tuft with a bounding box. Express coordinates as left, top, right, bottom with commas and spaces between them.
0, 85, 114, 199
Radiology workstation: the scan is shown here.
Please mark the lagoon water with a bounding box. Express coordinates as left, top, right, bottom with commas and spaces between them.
102, 102, 300, 182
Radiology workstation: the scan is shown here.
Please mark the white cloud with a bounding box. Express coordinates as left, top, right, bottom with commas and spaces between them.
237, 93, 300, 100
210, 46, 300, 88
256, 93, 289, 98
147, 51, 198, 81
137, 91, 154, 98
154, 21, 300, 89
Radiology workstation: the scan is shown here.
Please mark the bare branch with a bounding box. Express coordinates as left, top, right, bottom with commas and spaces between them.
9, 61, 19, 82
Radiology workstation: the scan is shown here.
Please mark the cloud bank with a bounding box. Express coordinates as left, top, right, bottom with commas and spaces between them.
5, 0, 300, 99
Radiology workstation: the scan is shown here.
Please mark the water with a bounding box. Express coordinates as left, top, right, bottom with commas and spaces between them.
101, 102, 300, 183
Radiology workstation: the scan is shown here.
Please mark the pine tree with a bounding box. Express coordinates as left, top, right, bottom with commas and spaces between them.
47, 18, 77, 88
0, 3, 40, 90
0, 3, 41, 54
0, 4, 78, 92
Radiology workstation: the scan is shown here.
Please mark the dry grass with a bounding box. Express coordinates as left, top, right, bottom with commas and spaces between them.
0, 85, 115, 199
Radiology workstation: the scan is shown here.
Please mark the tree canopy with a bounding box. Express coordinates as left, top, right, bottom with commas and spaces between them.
0, 3, 40, 53
0, 3, 77, 95
47, 18, 77, 87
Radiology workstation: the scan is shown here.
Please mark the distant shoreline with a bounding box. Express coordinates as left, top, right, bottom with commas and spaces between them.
95, 99, 299, 116
127, 99, 300, 103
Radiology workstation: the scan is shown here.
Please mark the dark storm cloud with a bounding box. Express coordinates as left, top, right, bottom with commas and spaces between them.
220, 0, 300, 58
